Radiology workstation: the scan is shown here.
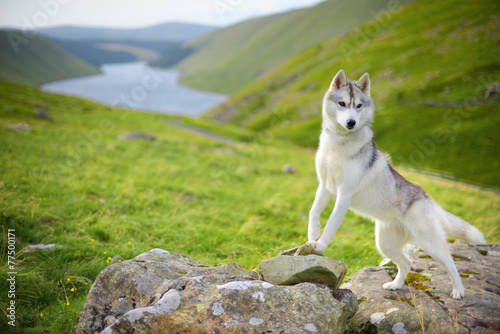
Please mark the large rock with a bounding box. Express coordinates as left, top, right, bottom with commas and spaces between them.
75, 249, 358, 334
344, 242, 500, 333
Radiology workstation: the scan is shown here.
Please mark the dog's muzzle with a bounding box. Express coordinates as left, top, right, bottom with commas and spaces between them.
346, 119, 356, 129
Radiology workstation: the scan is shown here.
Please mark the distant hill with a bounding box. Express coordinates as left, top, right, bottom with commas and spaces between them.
206, 0, 500, 187
36, 22, 216, 66
154, 12, 286, 76
38, 22, 216, 42
162, 0, 415, 94
0, 30, 100, 86
53, 39, 180, 65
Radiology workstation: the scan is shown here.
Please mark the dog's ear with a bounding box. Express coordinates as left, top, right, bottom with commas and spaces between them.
330, 69, 347, 90
357, 73, 370, 96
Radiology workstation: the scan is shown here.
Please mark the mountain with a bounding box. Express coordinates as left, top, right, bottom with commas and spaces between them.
38, 22, 216, 42
0, 30, 100, 86
52, 39, 180, 65
36, 22, 217, 66
163, 0, 415, 94
154, 12, 287, 79
205, 0, 500, 187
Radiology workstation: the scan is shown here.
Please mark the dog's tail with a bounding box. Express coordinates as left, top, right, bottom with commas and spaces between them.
433, 202, 486, 245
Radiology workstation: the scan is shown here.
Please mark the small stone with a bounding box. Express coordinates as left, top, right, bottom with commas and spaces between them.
485, 82, 500, 98
7, 123, 31, 132
118, 131, 155, 141
282, 164, 297, 174
278, 244, 323, 256
259, 254, 347, 288
34, 108, 51, 119
178, 195, 198, 202
22, 244, 64, 253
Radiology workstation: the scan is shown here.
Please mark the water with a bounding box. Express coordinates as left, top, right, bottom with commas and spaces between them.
41, 62, 227, 117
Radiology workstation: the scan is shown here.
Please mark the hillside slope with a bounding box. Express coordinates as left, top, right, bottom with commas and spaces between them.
0, 81, 498, 332
171, 0, 414, 94
206, 0, 500, 187
0, 30, 100, 86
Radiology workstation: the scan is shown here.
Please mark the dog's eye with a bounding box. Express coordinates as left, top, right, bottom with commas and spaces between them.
339, 101, 345, 107
356, 103, 363, 108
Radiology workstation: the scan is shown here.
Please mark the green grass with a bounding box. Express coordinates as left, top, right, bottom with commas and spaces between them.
0, 82, 498, 332
206, 0, 500, 187
0, 30, 100, 86
174, 0, 415, 94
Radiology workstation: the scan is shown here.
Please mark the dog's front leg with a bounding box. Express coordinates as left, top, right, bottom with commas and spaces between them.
307, 192, 352, 252
308, 184, 332, 242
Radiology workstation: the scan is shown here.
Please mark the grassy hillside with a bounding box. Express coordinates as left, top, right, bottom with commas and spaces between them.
0, 30, 101, 86
172, 0, 415, 94
166, 12, 287, 86
207, 0, 500, 187
0, 82, 498, 332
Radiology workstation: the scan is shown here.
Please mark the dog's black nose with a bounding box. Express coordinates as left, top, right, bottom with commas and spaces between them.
346, 120, 356, 129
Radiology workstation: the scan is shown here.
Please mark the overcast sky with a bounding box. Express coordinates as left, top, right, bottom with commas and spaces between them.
0, 0, 325, 29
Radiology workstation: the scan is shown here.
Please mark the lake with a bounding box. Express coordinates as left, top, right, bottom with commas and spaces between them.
41, 62, 227, 117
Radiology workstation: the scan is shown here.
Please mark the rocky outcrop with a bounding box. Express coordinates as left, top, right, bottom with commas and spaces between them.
75, 249, 358, 334
344, 242, 500, 333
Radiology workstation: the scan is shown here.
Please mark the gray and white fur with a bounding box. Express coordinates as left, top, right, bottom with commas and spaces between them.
306, 69, 486, 299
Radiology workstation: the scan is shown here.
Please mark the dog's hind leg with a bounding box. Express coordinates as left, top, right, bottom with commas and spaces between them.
376, 221, 411, 291
407, 205, 465, 299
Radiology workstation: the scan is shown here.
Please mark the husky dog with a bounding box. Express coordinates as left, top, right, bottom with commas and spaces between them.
306, 69, 486, 299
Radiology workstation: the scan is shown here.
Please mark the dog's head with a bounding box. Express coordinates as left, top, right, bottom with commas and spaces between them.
322, 69, 374, 133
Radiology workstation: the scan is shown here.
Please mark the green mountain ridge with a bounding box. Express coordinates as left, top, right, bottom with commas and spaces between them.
166, 0, 415, 94
0, 30, 101, 86
206, 0, 500, 187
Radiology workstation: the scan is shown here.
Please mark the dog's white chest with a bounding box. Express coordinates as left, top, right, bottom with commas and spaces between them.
316, 148, 345, 193
316, 134, 367, 194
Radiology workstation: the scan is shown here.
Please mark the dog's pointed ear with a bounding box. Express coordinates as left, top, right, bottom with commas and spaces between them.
357, 73, 370, 96
330, 69, 347, 90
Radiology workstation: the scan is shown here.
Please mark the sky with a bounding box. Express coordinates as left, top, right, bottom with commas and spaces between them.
0, 0, 325, 29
